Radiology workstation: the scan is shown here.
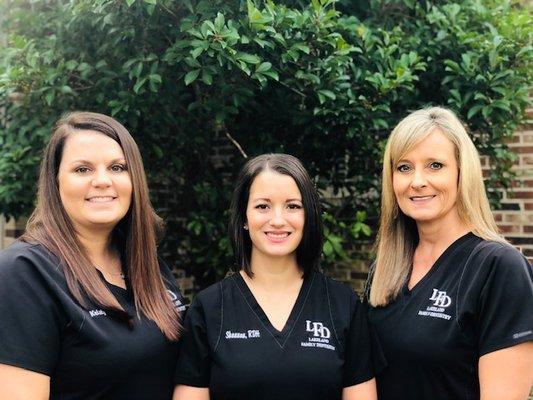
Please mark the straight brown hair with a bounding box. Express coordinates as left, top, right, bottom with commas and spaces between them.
21, 112, 181, 340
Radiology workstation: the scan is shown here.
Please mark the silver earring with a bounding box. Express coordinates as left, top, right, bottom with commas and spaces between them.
243, 224, 248, 230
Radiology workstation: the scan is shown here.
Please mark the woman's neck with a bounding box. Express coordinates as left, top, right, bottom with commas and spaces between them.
415, 214, 470, 262
246, 251, 302, 289
75, 228, 116, 267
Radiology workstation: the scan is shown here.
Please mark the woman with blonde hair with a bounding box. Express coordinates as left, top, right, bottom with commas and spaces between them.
368, 107, 533, 400
0, 112, 184, 399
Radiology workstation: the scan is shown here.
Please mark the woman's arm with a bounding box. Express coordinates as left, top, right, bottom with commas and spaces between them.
0, 364, 50, 400
342, 378, 377, 400
173, 385, 209, 400
479, 342, 533, 400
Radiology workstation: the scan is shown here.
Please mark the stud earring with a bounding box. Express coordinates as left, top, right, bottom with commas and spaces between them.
243, 224, 248, 230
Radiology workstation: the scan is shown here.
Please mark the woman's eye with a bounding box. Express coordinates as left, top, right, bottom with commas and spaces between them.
287, 203, 302, 210
111, 164, 127, 172
75, 166, 90, 173
397, 164, 411, 173
429, 162, 443, 170
255, 204, 268, 210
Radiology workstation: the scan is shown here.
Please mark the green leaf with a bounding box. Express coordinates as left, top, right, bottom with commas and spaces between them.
214, 13, 225, 31
256, 62, 271, 73
126, 0, 135, 6
184, 69, 200, 85
191, 46, 204, 59
235, 52, 260, 64
201, 70, 213, 85
149, 74, 162, 83
317, 89, 336, 100
133, 77, 147, 93
262, 70, 279, 81
467, 104, 483, 120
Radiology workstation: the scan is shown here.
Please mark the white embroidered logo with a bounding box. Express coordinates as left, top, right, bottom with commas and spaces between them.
301, 320, 335, 351
429, 288, 452, 308
166, 290, 186, 312
305, 320, 331, 339
417, 288, 452, 320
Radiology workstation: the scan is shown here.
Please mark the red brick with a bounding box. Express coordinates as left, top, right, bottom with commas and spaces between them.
516, 146, 533, 154
493, 213, 503, 222
511, 191, 533, 199
526, 203, 533, 211
504, 214, 526, 223
505, 135, 521, 144
524, 226, 533, 234
498, 225, 521, 234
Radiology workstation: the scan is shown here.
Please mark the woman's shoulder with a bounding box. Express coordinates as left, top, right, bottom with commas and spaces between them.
0, 240, 59, 275
469, 239, 530, 269
316, 271, 359, 304
459, 238, 532, 290
190, 272, 235, 308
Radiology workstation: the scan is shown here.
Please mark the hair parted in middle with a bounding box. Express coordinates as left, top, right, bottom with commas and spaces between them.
22, 111, 181, 340
229, 153, 323, 277
370, 106, 505, 307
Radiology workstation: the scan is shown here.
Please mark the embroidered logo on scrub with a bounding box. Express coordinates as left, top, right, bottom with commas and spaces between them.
301, 320, 335, 351
166, 290, 186, 312
417, 288, 452, 320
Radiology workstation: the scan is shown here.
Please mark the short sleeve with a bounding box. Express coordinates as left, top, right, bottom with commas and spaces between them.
0, 249, 64, 375
343, 292, 386, 387
174, 296, 212, 387
475, 245, 533, 356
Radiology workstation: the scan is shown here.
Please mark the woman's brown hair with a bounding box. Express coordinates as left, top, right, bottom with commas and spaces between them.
21, 112, 181, 340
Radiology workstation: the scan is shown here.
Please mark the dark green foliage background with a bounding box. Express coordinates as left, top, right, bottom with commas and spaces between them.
0, 0, 531, 287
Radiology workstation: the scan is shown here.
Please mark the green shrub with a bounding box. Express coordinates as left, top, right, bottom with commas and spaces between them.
1, 0, 530, 287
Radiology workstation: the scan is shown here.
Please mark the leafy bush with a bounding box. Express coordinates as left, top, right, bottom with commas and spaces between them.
0, 0, 530, 287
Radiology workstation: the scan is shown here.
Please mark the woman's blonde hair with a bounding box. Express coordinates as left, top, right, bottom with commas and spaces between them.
370, 106, 505, 306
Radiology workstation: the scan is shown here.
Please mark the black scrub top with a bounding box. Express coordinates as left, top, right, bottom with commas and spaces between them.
175, 271, 382, 400
368, 233, 533, 400
0, 241, 185, 400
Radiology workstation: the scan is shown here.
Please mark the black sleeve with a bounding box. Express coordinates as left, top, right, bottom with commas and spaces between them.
343, 292, 386, 387
0, 249, 64, 375
475, 245, 533, 356
174, 295, 212, 387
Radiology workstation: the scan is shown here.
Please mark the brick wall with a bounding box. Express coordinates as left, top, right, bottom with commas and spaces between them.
491, 108, 533, 263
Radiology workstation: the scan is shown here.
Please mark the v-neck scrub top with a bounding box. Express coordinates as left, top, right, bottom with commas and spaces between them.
0, 241, 185, 400
175, 271, 382, 400
368, 233, 533, 400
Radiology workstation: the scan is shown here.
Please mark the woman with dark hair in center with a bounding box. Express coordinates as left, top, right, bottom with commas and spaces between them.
174, 153, 381, 400
0, 112, 184, 399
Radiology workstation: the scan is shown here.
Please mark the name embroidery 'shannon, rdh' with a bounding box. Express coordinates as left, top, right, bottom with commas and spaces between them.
417, 288, 452, 320
225, 330, 261, 339
301, 320, 335, 351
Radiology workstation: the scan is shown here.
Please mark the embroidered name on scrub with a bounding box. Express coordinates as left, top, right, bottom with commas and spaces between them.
89, 309, 107, 318
225, 330, 261, 339
301, 320, 335, 350
417, 288, 452, 320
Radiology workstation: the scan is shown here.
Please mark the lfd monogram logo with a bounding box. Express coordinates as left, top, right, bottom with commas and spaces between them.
429, 288, 451, 307
306, 320, 331, 338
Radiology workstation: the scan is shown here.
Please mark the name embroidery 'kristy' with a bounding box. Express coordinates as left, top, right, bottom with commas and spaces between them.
301, 320, 335, 351
417, 288, 452, 320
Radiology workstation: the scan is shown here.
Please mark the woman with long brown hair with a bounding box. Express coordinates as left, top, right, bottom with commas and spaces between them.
0, 112, 184, 399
